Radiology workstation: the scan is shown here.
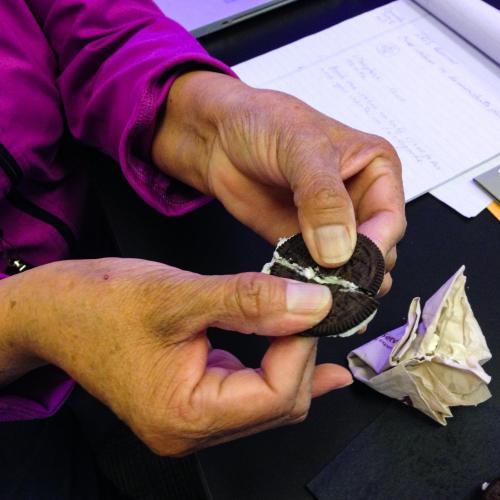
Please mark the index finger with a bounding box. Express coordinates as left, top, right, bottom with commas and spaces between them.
348, 158, 406, 257
191, 336, 317, 438
280, 129, 358, 267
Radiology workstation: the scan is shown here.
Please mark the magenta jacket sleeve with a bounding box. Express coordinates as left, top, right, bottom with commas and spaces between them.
27, 0, 236, 216
0, 1, 236, 422
0, 274, 75, 422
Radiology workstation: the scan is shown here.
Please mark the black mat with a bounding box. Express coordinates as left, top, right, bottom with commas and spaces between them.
308, 400, 500, 500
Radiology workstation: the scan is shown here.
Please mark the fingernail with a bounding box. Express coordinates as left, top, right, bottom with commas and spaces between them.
314, 225, 354, 264
286, 282, 331, 315
339, 378, 354, 388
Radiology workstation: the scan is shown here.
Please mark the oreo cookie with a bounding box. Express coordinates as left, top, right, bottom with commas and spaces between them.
262, 233, 384, 337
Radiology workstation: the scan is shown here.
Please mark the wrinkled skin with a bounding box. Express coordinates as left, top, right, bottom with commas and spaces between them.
0, 71, 405, 456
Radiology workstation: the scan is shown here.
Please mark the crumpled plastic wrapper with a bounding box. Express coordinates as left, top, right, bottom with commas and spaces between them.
347, 266, 492, 425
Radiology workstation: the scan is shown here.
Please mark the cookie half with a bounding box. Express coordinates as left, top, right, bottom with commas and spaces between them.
262, 233, 384, 337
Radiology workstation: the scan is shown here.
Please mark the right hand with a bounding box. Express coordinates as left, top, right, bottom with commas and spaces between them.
153, 71, 406, 296
0, 258, 352, 455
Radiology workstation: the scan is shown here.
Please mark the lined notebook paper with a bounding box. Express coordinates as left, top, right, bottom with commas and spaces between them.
233, 0, 500, 202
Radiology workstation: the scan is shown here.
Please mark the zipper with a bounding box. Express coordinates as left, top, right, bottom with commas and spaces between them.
0, 228, 33, 275
7, 190, 78, 257
0, 143, 78, 272
0, 142, 23, 187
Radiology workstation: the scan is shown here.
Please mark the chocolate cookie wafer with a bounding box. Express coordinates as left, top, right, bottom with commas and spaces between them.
262, 233, 384, 337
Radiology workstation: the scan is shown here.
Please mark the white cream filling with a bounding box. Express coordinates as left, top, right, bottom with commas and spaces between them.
263, 237, 378, 336
327, 310, 377, 338
262, 249, 360, 293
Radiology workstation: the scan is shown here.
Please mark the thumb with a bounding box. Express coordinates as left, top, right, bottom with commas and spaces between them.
203, 272, 332, 336
285, 139, 357, 267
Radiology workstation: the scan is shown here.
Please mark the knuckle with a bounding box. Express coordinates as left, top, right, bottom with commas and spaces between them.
254, 89, 305, 122
137, 409, 207, 458
231, 272, 282, 321
268, 395, 296, 419
298, 181, 351, 217
363, 134, 402, 172
133, 389, 209, 457
290, 398, 311, 421
284, 396, 299, 415
370, 134, 399, 157
377, 273, 393, 297
399, 217, 408, 238
291, 129, 334, 157
313, 186, 348, 211
275, 388, 307, 418
390, 218, 407, 249
290, 410, 309, 425
172, 402, 218, 441
304, 130, 333, 151
233, 274, 265, 320
293, 165, 348, 211
387, 247, 398, 267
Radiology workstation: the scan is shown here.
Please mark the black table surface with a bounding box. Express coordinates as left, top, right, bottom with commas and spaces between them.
95, 1, 500, 499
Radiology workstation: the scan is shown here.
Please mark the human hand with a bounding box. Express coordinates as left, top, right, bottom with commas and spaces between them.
153, 71, 406, 295
0, 258, 351, 455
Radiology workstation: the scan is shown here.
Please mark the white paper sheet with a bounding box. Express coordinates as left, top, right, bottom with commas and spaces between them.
232, 0, 500, 202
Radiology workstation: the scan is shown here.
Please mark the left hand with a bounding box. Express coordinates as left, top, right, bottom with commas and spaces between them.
152, 71, 406, 295
1, 258, 347, 455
